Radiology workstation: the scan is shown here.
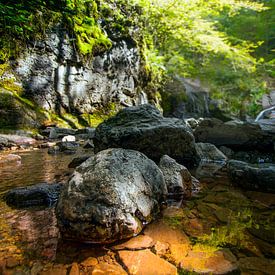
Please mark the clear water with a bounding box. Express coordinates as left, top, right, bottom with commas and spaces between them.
0, 149, 76, 194
0, 149, 274, 273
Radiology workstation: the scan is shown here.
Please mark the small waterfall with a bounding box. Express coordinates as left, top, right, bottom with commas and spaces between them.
137, 91, 149, 105
255, 106, 275, 121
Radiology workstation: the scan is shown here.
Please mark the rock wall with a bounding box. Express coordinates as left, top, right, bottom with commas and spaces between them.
12, 26, 150, 120
162, 76, 229, 121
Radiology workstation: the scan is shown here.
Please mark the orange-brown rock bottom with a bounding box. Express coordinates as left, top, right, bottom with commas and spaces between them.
0, 150, 275, 274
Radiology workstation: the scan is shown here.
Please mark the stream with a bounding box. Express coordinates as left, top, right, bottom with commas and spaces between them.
0, 149, 274, 274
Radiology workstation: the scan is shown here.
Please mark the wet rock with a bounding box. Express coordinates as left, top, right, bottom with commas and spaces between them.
144, 220, 190, 246
69, 263, 80, 275
194, 119, 274, 151
4, 182, 62, 208
248, 212, 275, 243
68, 156, 90, 168
246, 191, 275, 208
195, 161, 225, 179
118, 249, 177, 275
94, 104, 198, 166
111, 235, 155, 250
56, 148, 167, 243
185, 118, 199, 129
31, 261, 44, 275
159, 155, 199, 197
228, 160, 275, 193
0, 136, 9, 150
180, 249, 238, 274
48, 146, 60, 154
219, 146, 234, 158
233, 150, 275, 164
5, 257, 20, 268
196, 143, 227, 162
83, 140, 94, 149
80, 257, 98, 268
56, 141, 79, 154
48, 128, 76, 139
91, 263, 127, 275
0, 134, 36, 147
154, 241, 170, 256
75, 128, 95, 140
39, 264, 68, 275
62, 135, 76, 142
0, 154, 21, 165
239, 257, 275, 274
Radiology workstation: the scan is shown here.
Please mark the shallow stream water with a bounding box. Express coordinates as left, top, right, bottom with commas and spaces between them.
0, 149, 274, 274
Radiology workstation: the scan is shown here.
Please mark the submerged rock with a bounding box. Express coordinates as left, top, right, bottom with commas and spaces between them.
228, 160, 275, 193
94, 104, 198, 166
56, 148, 167, 243
118, 250, 177, 275
55, 141, 79, 154
49, 128, 76, 139
4, 183, 62, 208
0, 134, 36, 147
159, 155, 199, 197
196, 142, 227, 162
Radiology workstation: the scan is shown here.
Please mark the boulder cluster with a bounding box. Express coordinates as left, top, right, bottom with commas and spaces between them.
4, 104, 275, 245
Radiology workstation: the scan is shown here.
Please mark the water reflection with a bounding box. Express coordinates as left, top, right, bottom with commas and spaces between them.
0, 149, 82, 193
0, 201, 59, 263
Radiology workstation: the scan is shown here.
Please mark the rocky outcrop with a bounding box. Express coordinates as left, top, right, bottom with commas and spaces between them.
161, 77, 229, 121
228, 160, 275, 193
4, 183, 62, 208
94, 104, 198, 166
56, 148, 167, 243
196, 142, 227, 162
194, 118, 274, 152
13, 27, 151, 118
159, 155, 200, 197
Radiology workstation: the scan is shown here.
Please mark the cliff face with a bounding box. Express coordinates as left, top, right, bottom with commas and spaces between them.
15, 27, 149, 115
1, 24, 153, 129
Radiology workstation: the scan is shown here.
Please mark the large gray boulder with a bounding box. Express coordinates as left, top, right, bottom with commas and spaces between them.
56, 148, 167, 243
194, 118, 274, 151
228, 160, 275, 193
94, 104, 198, 166
159, 155, 200, 197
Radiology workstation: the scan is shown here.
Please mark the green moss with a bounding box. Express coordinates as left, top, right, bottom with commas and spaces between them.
81, 102, 119, 127
194, 208, 254, 249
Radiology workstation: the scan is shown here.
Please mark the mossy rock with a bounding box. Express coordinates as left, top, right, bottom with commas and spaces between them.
0, 90, 46, 129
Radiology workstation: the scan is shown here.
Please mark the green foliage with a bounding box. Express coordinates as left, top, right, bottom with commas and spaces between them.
1, 0, 274, 116
132, 0, 273, 116
81, 102, 118, 127
64, 0, 112, 56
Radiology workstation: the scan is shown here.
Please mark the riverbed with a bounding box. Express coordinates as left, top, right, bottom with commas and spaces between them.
0, 149, 274, 274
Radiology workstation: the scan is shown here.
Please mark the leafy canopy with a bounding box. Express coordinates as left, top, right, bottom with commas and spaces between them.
133, 0, 272, 115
